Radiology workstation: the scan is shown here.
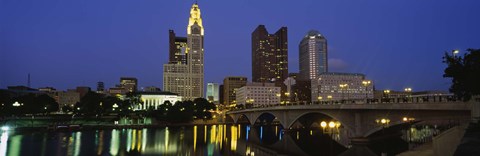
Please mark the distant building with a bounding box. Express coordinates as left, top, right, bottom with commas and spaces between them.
135, 92, 182, 111
97, 81, 105, 93
206, 83, 220, 104
109, 87, 126, 95
299, 30, 328, 80
311, 72, 373, 101
76, 86, 91, 98
144, 86, 162, 92
120, 77, 138, 93
223, 77, 247, 106
236, 82, 280, 107
291, 80, 312, 104
58, 89, 80, 108
38, 87, 58, 101
38, 87, 56, 93
7, 86, 37, 91
252, 25, 288, 102
219, 84, 224, 105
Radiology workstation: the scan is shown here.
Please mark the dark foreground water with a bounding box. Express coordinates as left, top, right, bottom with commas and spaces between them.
0, 124, 355, 156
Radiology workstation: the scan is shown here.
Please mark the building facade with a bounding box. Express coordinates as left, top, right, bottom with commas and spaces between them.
120, 77, 137, 93
223, 77, 247, 106
251, 25, 288, 101
299, 30, 327, 80
134, 92, 182, 111
236, 82, 281, 107
206, 83, 220, 104
311, 72, 373, 102
169, 30, 188, 64
163, 3, 204, 100
58, 89, 80, 108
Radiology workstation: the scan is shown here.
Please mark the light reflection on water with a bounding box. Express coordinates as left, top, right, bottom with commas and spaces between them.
0, 124, 348, 156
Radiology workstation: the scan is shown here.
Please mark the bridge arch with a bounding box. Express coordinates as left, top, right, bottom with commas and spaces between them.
254, 112, 276, 124
286, 111, 355, 134
234, 113, 252, 125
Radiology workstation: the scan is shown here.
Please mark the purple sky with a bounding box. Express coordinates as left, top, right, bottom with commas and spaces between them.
1, 0, 479, 92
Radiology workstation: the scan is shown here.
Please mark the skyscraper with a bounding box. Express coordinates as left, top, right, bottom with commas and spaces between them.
299, 30, 327, 80
169, 30, 188, 64
252, 25, 288, 102
163, 3, 204, 100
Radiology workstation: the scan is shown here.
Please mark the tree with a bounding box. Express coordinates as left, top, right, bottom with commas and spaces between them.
443, 49, 480, 101
123, 92, 142, 111
193, 98, 216, 119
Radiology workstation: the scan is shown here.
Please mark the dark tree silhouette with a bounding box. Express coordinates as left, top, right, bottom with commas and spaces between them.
443, 49, 480, 101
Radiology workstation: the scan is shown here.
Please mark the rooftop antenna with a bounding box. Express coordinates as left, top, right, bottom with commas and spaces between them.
27, 73, 31, 87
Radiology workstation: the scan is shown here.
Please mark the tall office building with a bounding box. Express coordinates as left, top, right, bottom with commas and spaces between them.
252, 25, 288, 102
164, 3, 204, 100
223, 77, 247, 106
120, 77, 138, 93
206, 83, 220, 104
169, 30, 188, 64
299, 30, 327, 80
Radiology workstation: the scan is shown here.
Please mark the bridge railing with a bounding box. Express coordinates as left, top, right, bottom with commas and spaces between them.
230, 95, 462, 110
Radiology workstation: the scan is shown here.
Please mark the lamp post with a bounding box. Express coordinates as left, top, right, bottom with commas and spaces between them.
320, 120, 342, 141
376, 118, 391, 156
339, 84, 348, 102
404, 87, 412, 102
317, 96, 323, 104
383, 90, 391, 102
452, 49, 459, 57
12, 101, 22, 128
402, 117, 416, 146
362, 80, 371, 103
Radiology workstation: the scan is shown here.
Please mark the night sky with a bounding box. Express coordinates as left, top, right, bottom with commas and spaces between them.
1, 0, 479, 92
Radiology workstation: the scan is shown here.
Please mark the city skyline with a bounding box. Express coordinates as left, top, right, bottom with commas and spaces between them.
2, 0, 480, 91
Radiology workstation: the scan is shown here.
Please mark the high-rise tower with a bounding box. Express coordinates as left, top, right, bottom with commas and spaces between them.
186, 3, 204, 99
163, 3, 204, 100
252, 25, 288, 102
299, 30, 327, 80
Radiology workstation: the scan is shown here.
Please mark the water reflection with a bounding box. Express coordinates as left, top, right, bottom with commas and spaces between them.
0, 131, 8, 156
1, 124, 350, 156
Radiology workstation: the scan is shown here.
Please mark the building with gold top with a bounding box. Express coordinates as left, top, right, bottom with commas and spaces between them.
164, 3, 204, 100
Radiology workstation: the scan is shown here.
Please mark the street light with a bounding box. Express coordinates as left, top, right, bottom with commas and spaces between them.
375, 118, 391, 127
320, 120, 342, 141
404, 88, 413, 102
452, 49, 459, 57
362, 80, 371, 102
339, 84, 348, 101
383, 90, 391, 102
402, 117, 416, 145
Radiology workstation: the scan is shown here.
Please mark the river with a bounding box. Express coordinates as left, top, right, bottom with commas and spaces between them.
0, 124, 357, 156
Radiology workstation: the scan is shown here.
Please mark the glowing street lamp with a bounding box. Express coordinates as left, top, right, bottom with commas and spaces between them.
362, 80, 371, 100
404, 88, 413, 102
375, 118, 390, 127
452, 49, 459, 57
12, 101, 22, 107
339, 84, 348, 101
112, 103, 119, 111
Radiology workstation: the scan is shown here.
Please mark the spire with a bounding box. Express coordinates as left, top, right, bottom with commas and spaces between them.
187, 2, 203, 35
